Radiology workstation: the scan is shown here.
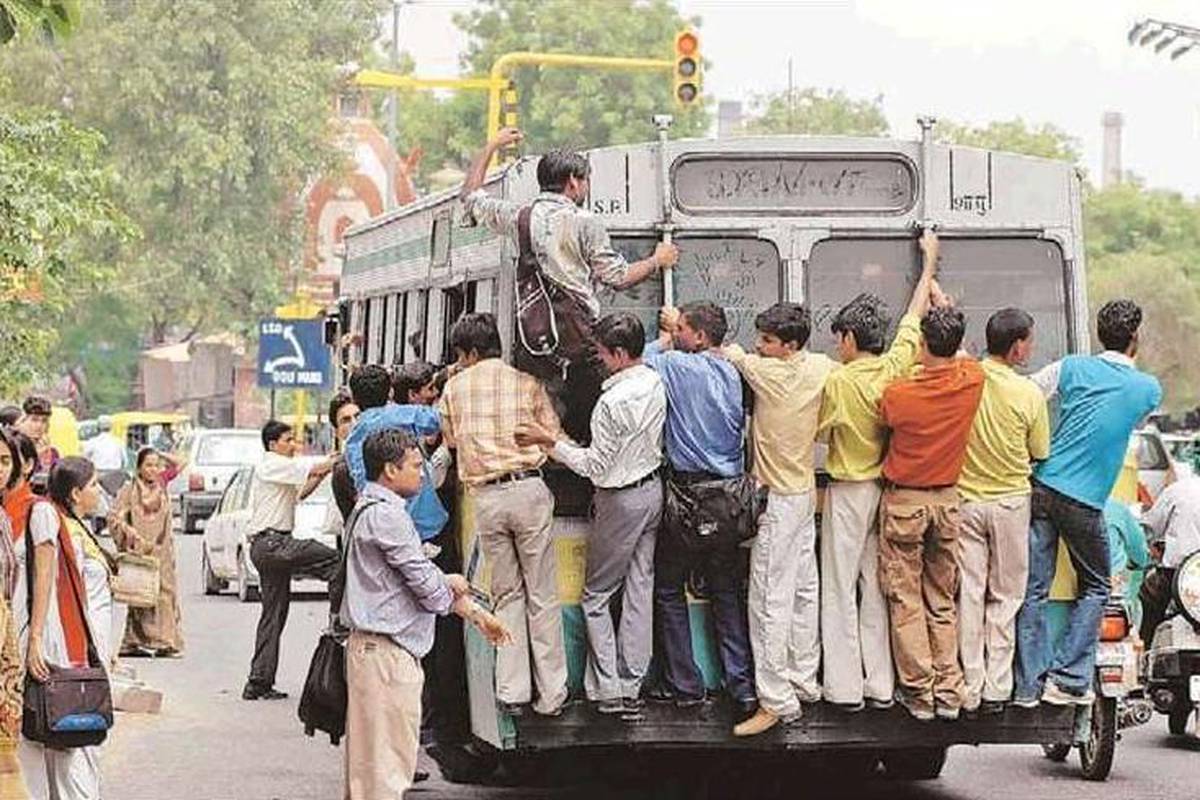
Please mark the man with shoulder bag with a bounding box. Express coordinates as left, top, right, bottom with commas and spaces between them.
460, 127, 678, 443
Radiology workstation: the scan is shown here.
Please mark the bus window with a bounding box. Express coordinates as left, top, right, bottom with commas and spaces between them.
603, 236, 782, 349
404, 289, 428, 362
425, 291, 444, 366
378, 294, 393, 364
441, 285, 467, 364
805, 237, 1069, 371
391, 292, 408, 365
431, 212, 451, 269
357, 299, 370, 364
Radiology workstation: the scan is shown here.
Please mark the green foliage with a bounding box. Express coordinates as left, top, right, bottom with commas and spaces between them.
741, 88, 889, 137
0, 108, 135, 398
0, 0, 80, 44
936, 118, 1082, 164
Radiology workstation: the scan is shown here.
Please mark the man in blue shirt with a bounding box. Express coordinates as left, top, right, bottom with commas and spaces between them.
643, 301, 756, 720
1014, 300, 1162, 706
344, 365, 444, 540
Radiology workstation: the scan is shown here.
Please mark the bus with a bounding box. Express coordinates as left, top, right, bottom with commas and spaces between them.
337, 124, 1088, 781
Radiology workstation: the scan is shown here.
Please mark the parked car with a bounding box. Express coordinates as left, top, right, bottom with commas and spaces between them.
1133, 428, 1177, 502
201, 458, 336, 602
168, 428, 263, 534
1161, 432, 1198, 480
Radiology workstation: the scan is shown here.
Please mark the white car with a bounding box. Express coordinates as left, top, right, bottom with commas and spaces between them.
200, 458, 338, 602
168, 428, 264, 534
1133, 428, 1179, 500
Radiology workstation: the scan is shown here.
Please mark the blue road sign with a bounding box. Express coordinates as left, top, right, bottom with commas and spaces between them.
256, 318, 332, 390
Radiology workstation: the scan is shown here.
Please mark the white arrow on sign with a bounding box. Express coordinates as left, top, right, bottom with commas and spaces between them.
263, 325, 307, 374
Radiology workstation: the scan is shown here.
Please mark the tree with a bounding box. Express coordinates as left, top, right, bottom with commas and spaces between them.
936, 118, 1081, 164
444, 0, 709, 157
0, 0, 79, 44
0, 0, 385, 346
0, 108, 134, 397
1085, 180, 1200, 274
740, 87, 889, 136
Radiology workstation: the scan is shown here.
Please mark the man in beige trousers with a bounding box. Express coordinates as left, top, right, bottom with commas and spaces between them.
956, 308, 1050, 714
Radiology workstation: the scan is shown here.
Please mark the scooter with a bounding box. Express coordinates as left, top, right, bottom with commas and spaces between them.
1143, 548, 1200, 736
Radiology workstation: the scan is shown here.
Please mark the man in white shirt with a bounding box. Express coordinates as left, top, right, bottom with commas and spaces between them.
82, 416, 126, 472
1139, 474, 1200, 644
517, 312, 667, 714
243, 420, 336, 701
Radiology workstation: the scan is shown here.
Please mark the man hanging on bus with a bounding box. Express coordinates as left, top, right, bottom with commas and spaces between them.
438, 312, 569, 717
516, 312, 666, 716
460, 128, 679, 443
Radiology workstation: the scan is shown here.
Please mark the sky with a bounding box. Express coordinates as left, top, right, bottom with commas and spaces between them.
394, 0, 1200, 196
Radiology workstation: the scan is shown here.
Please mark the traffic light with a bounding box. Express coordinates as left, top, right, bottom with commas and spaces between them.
674, 29, 701, 106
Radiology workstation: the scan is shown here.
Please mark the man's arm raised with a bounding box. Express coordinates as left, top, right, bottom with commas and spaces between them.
460, 127, 523, 201
906, 227, 940, 318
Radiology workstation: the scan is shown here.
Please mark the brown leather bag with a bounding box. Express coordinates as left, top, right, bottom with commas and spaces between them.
514, 204, 597, 382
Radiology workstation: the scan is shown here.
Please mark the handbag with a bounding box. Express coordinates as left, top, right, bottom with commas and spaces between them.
22, 513, 114, 748
80, 515, 160, 609
299, 498, 381, 746
513, 204, 597, 382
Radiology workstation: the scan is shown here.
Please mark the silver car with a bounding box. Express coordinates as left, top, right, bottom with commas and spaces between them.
201, 458, 337, 602
169, 428, 264, 534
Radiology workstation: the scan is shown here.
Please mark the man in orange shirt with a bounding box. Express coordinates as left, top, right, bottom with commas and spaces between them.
879, 303, 984, 721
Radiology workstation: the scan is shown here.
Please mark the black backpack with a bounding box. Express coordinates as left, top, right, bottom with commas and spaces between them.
297, 498, 380, 746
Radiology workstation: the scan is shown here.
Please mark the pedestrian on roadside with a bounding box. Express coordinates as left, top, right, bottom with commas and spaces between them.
0, 429, 30, 799
16, 397, 56, 484
460, 128, 678, 443
955, 309, 1050, 715
723, 303, 836, 736
878, 300, 984, 722
438, 313, 569, 717
516, 312, 666, 715
326, 390, 360, 523
342, 429, 510, 800
242, 421, 338, 701
82, 417, 125, 475
1014, 300, 1161, 707
644, 302, 758, 721
108, 447, 184, 658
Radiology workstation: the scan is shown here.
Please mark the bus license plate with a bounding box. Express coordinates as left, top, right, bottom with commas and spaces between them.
1190, 675, 1200, 702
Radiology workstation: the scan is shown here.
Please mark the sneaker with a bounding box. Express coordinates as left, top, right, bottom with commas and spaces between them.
935, 705, 960, 722
1042, 682, 1095, 707
532, 703, 565, 717
733, 708, 781, 737
893, 691, 935, 722
865, 697, 895, 711
622, 697, 645, 712
1011, 695, 1041, 709
831, 701, 866, 713
242, 684, 287, 700
595, 699, 624, 715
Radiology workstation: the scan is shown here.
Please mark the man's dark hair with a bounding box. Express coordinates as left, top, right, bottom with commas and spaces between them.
593, 312, 645, 358
830, 293, 891, 355
22, 395, 51, 417
328, 389, 355, 423
261, 420, 292, 450
0, 428, 22, 491
1096, 299, 1142, 353
755, 302, 811, 348
921, 306, 967, 358
363, 428, 418, 482
0, 406, 21, 427
47, 456, 95, 511
450, 313, 502, 360
392, 361, 436, 404
679, 301, 728, 347
349, 365, 391, 410
986, 308, 1035, 357
536, 149, 590, 193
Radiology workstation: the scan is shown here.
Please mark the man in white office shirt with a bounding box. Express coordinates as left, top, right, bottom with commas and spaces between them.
517, 312, 667, 715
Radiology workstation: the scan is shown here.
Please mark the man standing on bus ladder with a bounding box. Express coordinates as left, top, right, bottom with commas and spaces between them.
516, 313, 666, 715
876, 299, 984, 721
1013, 300, 1161, 707
460, 128, 679, 444
955, 309, 1050, 715
438, 313, 569, 717
816, 230, 938, 712
647, 302, 758, 721
724, 303, 836, 736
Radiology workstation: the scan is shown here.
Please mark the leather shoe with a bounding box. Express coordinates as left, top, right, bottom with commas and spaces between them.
733, 707, 780, 737
242, 684, 288, 701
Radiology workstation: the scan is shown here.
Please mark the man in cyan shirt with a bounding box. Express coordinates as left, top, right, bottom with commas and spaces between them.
879, 304, 984, 721
816, 229, 938, 711
956, 309, 1050, 715
725, 303, 837, 736
1014, 300, 1161, 706
518, 313, 666, 715
644, 302, 756, 719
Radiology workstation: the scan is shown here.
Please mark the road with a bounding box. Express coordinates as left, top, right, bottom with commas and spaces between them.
103, 536, 1199, 800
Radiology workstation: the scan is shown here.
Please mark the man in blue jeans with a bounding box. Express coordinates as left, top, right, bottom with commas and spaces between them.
1014, 300, 1161, 706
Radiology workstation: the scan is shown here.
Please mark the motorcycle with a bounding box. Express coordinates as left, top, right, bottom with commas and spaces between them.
1142, 548, 1200, 736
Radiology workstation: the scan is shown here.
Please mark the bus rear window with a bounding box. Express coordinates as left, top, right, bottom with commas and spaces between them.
604, 237, 782, 349
805, 238, 1069, 371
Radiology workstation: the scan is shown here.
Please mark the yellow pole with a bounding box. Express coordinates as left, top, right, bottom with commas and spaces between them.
275, 290, 322, 451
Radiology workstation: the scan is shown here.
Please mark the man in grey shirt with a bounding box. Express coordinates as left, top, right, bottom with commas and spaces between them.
341, 429, 509, 800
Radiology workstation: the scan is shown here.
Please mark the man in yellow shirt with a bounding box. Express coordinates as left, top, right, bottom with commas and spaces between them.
723, 303, 836, 736
816, 230, 939, 711
956, 308, 1050, 714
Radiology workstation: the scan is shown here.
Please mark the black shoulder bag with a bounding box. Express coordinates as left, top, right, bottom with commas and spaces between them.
22, 508, 114, 748
298, 497, 381, 746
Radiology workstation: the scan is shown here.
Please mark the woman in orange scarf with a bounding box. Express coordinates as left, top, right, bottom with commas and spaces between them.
0, 429, 29, 799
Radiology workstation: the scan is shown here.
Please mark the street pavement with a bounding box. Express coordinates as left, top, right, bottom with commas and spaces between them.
104, 536, 1199, 800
